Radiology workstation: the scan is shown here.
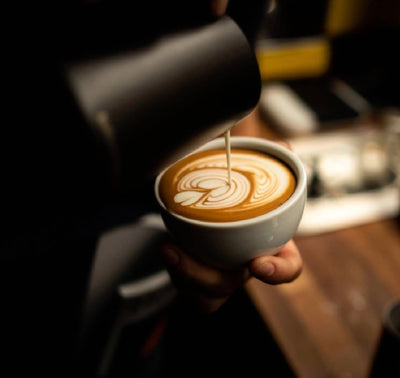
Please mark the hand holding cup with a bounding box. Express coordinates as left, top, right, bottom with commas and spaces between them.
155, 136, 306, 312
155, 136, 307, 269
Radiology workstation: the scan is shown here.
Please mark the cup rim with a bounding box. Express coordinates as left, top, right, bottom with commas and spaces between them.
155, 136, 307, 228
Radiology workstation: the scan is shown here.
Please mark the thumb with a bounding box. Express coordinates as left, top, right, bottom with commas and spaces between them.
249, 240, 303, 285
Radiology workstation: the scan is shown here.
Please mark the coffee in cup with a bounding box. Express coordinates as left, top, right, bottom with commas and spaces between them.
158, 148, 296, 222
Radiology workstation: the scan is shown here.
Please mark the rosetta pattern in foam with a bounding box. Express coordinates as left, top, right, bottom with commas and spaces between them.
173, 151, 290, 213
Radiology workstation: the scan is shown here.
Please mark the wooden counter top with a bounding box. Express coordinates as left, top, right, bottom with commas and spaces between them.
246, 218, 400, 378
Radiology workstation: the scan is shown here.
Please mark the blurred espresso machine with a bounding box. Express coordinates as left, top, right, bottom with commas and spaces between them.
1, 0, 264, 376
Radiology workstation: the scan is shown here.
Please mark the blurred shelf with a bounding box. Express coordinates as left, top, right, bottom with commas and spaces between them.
289, 127, 400, 235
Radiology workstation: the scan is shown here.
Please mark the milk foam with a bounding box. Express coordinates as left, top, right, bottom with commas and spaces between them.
159, 148, 296, 222
174, 151, 289, 209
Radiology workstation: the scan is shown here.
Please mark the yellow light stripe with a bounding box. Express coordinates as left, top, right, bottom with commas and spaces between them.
256, 37, 331, 81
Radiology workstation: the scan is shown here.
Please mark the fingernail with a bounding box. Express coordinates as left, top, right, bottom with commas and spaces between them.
259, 262, 275, 276
163, 246, 180, 266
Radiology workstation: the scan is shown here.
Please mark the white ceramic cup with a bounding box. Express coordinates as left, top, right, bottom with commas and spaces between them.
154, 136, 307, 269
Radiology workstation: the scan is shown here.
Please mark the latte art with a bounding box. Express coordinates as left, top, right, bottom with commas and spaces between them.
159, 148, 296, 222
174, 168, 250, 208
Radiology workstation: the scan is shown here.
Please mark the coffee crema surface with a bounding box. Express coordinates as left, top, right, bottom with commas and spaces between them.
159, 148, 296, 222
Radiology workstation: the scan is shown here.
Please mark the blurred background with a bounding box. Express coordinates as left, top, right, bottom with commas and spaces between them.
243, 1, 400, 377
254, 0, 400, 234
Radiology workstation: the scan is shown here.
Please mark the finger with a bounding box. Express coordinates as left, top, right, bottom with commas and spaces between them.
276, 140, 293, 151
249, 240, 303, 285
210, 0, 229, 16
161, 243, 250, 298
